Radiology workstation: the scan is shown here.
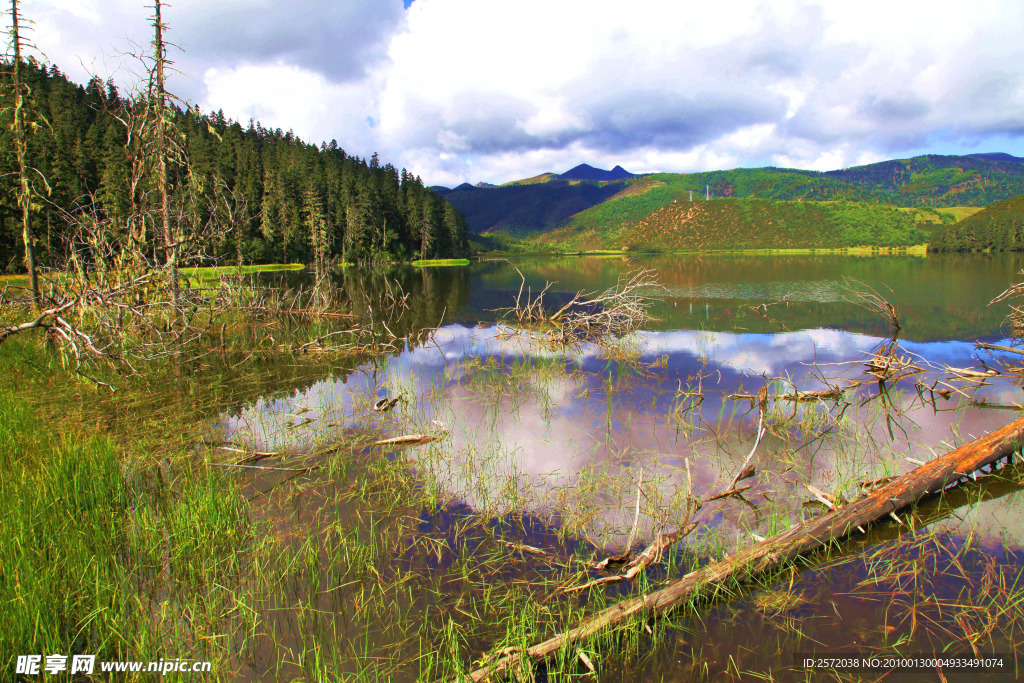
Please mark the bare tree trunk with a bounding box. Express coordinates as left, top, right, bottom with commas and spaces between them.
152, 0, 178, 306
10, 0, 39, 306
466, 416, 1024, 682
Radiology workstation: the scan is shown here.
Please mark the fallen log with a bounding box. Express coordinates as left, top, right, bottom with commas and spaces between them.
464, 415, 1024, 682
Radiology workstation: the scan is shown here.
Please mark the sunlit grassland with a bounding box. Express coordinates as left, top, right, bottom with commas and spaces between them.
411, 258, 472, 267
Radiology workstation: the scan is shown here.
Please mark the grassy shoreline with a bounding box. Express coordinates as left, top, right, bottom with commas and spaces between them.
411, 258, 472, 267
475, 243, 932, 257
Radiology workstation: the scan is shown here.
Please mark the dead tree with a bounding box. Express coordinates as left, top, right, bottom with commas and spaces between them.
5, 0, 42, 304
495, 263, 663, 349
150, 0, 178, 306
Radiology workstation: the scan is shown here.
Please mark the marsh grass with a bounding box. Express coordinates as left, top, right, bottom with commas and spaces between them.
0, 346, 257, 675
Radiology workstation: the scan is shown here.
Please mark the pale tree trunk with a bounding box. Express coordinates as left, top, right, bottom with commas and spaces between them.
10, 0, 39, 305
152, 0, 178, 306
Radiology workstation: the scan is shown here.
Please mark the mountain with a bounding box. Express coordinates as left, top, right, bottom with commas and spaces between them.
967, 153, 1024, 163
559, 164, 635, 182
436, 180, 622, 235
440, 154, 1024, 238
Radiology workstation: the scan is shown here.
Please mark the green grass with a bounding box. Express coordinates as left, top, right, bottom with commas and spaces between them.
0, 339, 255, 675
411, 258, 471, 267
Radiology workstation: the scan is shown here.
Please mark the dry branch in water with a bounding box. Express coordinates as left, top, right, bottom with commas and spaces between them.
465, 416, 1024, 682
842, 277, 901, 338
990, 278, 1024, 340
495, 263, 663, 348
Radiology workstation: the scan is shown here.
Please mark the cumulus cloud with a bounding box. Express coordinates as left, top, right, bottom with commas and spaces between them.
377, 0, 1024, 182
20, 0, 402, 129
10, 0, 1024, 184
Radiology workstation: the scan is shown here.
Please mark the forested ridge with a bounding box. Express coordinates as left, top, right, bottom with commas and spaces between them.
441, 156, 1024, 237
929, 195, 1024, 252
0, 59, 469, 274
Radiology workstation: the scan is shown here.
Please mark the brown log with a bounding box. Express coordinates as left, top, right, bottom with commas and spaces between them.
465, 416, 1024, 682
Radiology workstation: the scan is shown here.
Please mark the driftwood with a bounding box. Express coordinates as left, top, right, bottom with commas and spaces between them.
370, 433, 437, 447
563, 521, 701, 596
944, 366, 999, 380
210, 462, 319, 473
779, 381, 862, 401
729, 380, 858, 405
593, 469, 644, 571
977, 342, 1024, 357
465, 416, 1024, 682
704, 484, 753, 502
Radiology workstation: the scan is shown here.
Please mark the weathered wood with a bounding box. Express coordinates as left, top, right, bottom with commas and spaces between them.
977, 342, 1024, 357
370, 434, 437, 447
465, 416, 1024, 682
563, 521, 701, 596
705, 484, 752, 502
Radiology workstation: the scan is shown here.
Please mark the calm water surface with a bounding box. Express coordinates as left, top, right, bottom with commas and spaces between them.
221, 253, 1024, 680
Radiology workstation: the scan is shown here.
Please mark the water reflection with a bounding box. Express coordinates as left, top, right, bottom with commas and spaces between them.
221, 255, 1024, 681
219, 320, 1024, 552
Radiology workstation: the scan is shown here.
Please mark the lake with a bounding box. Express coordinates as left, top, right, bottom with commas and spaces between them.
218, 253, 1024, 681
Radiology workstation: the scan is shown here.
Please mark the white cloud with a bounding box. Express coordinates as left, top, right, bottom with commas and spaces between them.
202, 63, 379, 149
375, 0, 1024, 182
10, 0, 1024, 185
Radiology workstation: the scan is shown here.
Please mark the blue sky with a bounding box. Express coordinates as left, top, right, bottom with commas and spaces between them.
11, 0, 1024, 186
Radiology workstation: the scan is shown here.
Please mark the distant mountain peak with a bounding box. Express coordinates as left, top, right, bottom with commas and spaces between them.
559, 163, 635, 181
967, 152, 1024, 163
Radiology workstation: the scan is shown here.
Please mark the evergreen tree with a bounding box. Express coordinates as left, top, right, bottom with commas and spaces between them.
0, 59, 471, 271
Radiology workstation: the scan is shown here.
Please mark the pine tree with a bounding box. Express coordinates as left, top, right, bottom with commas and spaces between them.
303, 179, 328, 278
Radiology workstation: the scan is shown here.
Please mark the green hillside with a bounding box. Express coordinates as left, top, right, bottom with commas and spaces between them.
929, 194, 1024, 251
537, 198, 930, 251
443, 155, 1024, 240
